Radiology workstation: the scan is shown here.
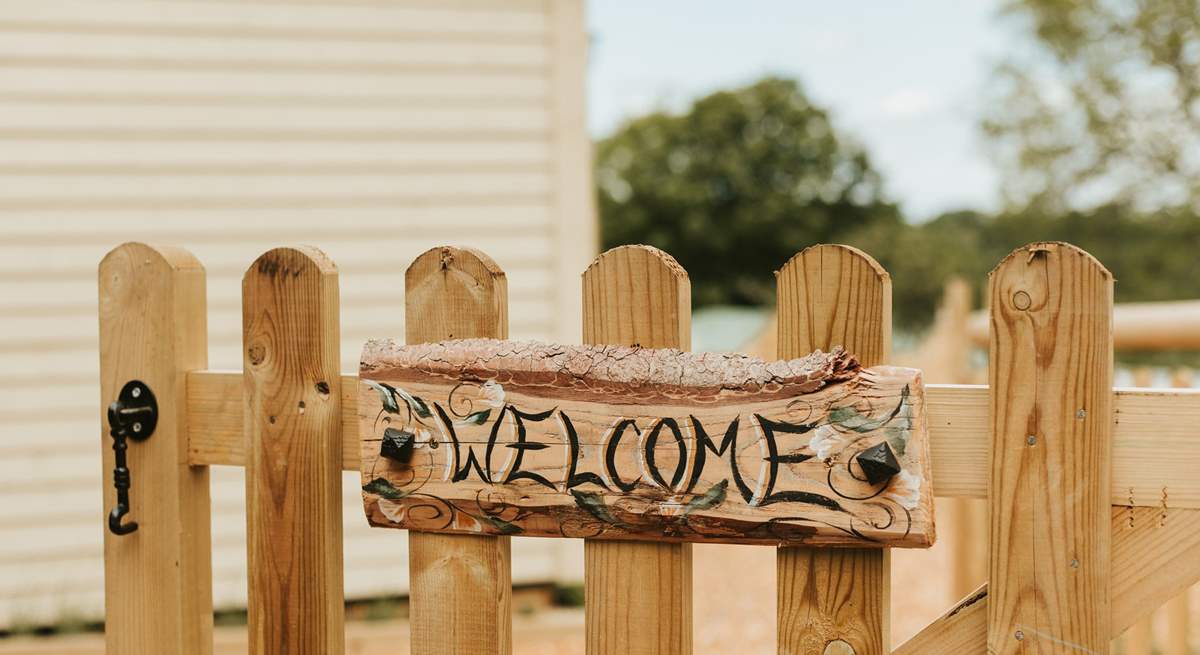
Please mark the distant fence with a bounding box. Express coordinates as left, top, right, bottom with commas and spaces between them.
98, 240, 1200, 654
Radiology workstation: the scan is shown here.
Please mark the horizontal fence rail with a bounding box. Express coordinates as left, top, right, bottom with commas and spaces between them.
185, 373, 1200, 509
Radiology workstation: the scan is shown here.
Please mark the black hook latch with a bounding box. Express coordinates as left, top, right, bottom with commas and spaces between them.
107, 380, 157, 536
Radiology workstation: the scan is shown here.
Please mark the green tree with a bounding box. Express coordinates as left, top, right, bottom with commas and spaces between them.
596, 77, 900, 307
982, 0, 1200, 212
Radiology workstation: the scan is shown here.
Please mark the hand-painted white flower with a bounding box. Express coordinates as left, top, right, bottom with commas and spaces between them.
884, 469, 921, 510
378, 499, 406, 523
808, 425, 845, 460
412, 427, 434, 449
479, 380, 506, 409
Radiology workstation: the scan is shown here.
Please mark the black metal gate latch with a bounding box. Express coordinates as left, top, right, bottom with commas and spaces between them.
107, 380, 158, 536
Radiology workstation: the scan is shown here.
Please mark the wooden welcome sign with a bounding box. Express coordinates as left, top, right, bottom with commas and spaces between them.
358, 339, 935, 547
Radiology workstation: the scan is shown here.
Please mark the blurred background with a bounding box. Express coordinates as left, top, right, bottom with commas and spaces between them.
1, 0, 1198, 653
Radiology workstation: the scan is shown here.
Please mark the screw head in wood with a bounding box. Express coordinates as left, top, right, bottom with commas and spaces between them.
1026, 435, 1037, 445
1014, 630, 1024, 641
855, 442, 901, 486
381, 427, 415, 463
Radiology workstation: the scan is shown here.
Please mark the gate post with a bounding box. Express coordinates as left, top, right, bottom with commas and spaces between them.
99, 242, 213, 654
775, 244, 891, 654
987, 242, 1113, 653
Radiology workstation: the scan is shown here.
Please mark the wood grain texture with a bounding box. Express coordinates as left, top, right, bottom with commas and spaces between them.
186, 376, 1200, 509
358, 341, 933, 546
99, 242, 213, 655
893, 506, 1200, 654
987, 242, 1113, 654
776, 244, 891, 655
1164, 367, 1193, 655
582, 245, 692, 655
405, 246, 511, 655
242, 246, 344, 655
1123, 371, 1153, 655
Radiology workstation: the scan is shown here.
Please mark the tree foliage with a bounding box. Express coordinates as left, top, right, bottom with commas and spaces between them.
846, 205, 1200, 333
982, 0, 1200, 212
596, 77, 900, 307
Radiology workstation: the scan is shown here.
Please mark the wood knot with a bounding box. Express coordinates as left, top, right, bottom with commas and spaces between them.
1012, 290, 1032, 310
247, 343, 266, 366
439, 247, 454, 270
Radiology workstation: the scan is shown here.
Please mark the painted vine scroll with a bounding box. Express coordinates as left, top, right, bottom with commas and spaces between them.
358, 339, 935, 548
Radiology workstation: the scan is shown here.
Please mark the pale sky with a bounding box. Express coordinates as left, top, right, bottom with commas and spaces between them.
586, 1, 1010, 220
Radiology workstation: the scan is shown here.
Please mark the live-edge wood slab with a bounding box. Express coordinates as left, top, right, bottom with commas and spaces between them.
359, 338, 935, 548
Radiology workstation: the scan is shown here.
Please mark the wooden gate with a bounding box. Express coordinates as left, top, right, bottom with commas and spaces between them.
98, 240, 1200, 654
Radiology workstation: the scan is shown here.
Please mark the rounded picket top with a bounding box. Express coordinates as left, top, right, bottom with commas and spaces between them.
775, 244, 892, 365
100, 241, 204, 276
241, 246, 339, 373
244, 245, 337, 283
405, 245, 508, 343
100, 242, 206, 326
582, 244, 691, 349
989, 241, 1112, 317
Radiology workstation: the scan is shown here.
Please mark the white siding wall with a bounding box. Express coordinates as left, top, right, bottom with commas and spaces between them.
0, 0, 594, 627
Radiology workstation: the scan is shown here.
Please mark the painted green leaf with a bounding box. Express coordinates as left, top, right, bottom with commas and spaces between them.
391, 384, 433, 418
683, 479, 728, 517
363, 380, 400, 414
828, 405, 859, 424
459, 409, 491, 426
480, 515, 523, 535
362, 477, 408, 501
885, 426, 910, 456
830, 385, 911, 434
570, 489, 626, 528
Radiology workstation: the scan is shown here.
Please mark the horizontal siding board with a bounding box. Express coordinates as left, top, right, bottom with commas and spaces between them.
0, 31, 547, 68
0, 193, 551, 211
0, 140, 551, 167
0, 104, 548, 131
0, 172, 551, 201
0, 68, 548, 100
0, 205, 553, 239
0, 2, 548, 36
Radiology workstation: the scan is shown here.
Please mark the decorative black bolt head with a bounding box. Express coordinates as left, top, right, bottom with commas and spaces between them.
380, 428, 415, 463
856, 442, 901, 486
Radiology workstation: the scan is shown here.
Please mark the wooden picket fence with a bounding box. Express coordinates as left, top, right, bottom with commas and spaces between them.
98, 240, 1200, 654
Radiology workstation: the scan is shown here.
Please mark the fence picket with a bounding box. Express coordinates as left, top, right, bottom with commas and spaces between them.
243, 246, 344, 654
987, 242, 1113, 654
405, 246, 512, 655
99, 242, 213, 655
775, 244, 891, 654
581, 245, 693, 655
